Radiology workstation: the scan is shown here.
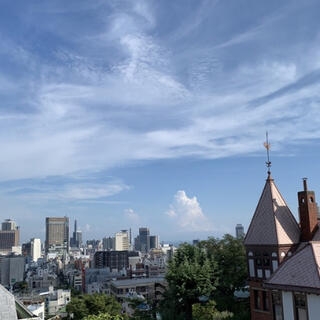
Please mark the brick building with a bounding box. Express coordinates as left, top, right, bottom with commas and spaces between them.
245, 172, 320, 320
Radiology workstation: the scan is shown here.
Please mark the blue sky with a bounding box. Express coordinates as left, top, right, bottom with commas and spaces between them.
1, 0, 320, 242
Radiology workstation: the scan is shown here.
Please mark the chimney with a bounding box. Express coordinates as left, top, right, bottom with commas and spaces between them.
298, 178, 318, 241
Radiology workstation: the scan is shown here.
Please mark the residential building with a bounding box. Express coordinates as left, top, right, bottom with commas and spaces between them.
44, 286, 71, 317
115, 230, 129, 251
45, 217, 69, 254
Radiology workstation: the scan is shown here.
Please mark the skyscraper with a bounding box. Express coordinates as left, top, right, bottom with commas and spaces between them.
139, 227, 150, 253
71, 219, 82, 248
149, 235, 159, 249
30, 238, 41, 262
103, 236, 115, 250
115, 230, 129, 251
1, 219, 17, 231
235, 224, 245, 239
0, 219, 19, 254
45, 217, 69, 254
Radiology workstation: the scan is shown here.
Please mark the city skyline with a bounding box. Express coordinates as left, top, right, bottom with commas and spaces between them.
1, 1, 320, 242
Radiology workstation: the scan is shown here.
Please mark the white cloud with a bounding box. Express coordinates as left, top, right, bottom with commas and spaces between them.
167, 190, 213, 232
0, 0, 319, 186
124, 208, 139, 223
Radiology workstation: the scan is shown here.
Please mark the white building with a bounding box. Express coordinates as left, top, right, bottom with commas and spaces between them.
42, 286, 71, 316
31, 238, 41, 262
115, 230, 129, 251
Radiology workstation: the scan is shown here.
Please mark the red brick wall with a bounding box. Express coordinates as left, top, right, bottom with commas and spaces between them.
249, 281, 273, 320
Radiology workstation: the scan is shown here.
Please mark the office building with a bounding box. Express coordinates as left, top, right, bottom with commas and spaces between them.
149, 235, 159, 249
1, 219, 17, 231
70, 219, 82, 248
235, 224, 245, 239
93, 251, 139, 271
103, 237, 115, 250
0, 219, 19, 254
45, 217, 69, 254
30, 238, 41, 262
139, 228, 150, 253
0, 255, 25, 286
115, 230, 129, 251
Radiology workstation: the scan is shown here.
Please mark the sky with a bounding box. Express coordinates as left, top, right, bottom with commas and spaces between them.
1, 0, 320, 243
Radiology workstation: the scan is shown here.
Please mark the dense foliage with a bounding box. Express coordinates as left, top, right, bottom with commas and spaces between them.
159, 235, 249, 320
83, 314, 125, 320
66, 293, 122, 319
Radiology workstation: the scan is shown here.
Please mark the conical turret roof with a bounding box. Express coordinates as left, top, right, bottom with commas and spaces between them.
244, 175, 300, 246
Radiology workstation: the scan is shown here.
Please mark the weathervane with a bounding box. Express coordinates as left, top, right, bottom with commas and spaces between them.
263, 131, 271, 176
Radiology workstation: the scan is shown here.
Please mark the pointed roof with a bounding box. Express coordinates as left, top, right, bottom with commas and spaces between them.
265, 242, 320, 292
244, 175, 300, 246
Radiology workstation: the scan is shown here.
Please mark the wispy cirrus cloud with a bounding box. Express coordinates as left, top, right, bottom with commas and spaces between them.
0, 1, 319, 191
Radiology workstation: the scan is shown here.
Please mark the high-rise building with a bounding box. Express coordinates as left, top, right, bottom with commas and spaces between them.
0, 219, 19, 254
1, 219, 17, 231
115, 230, 129, 251
103, 237, 115, 250
76, 230, 82, 248
30, 238, 41, 262
138, 227, 150, 253
45, 217, 69, 254
70, 219, 82, 248
149, 235, 159, 249
235, 224, 245, 239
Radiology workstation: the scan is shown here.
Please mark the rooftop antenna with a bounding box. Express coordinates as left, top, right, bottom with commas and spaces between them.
263, 131, 271, 177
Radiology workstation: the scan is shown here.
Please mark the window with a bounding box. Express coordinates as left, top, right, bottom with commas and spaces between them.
265, 269, 271, 278
294, 293, 308, 320
263, 291, 270, 311
263, 253, 270, 266
249, 259, 255, 277
254, 290, 261, 309
256, 258, 262, 266
272, 260, 279, 271
272, 291, 283, 320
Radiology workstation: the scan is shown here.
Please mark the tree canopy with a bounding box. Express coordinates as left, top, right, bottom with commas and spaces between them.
66, 293, 122, 319
159, 235, 249, 320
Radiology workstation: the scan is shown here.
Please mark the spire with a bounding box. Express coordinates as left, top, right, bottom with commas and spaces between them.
263, 131, 272, 179
244, 177, 300, 246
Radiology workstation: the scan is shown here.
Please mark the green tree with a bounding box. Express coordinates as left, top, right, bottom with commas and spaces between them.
160, 243, 219, 320
200, 235, 249, 318
193, 300, 233, 320
202, 235, 247, 297
66, 294, 122, 319
83, 313, 125, 320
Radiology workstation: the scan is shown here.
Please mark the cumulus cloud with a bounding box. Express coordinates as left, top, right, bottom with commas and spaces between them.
167, 190, 213, 232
